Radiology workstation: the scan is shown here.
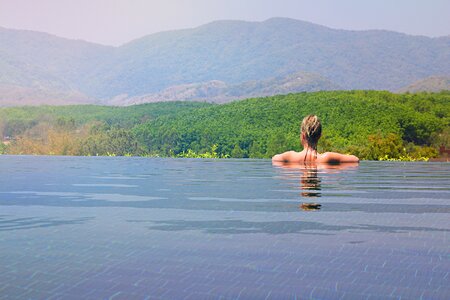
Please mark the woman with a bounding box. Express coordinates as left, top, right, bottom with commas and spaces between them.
272, 115, 359, 164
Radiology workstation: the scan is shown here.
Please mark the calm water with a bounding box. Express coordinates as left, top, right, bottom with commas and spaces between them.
0, 156, 449, 300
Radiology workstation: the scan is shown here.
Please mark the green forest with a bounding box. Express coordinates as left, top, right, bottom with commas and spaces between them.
1, 91, 449, 160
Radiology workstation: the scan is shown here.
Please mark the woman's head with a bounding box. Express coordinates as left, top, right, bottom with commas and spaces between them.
301, 115, 322, 149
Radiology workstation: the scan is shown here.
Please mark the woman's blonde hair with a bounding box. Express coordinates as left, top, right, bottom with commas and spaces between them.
301, 115, 322, 150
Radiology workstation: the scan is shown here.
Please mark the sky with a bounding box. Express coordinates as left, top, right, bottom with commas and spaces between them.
0, 0, 449, 46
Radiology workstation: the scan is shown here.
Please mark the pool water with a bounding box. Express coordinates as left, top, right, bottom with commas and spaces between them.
0, 156, 449, 299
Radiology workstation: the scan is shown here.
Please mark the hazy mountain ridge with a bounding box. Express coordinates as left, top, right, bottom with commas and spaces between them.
0, 84, 93, 106
1, 18, 449, 106
110, 71, 339, 105
397, 76, 450, 93
0, 26, 110, 105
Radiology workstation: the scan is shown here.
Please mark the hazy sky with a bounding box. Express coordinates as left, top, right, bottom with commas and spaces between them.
1, 0, 449, 46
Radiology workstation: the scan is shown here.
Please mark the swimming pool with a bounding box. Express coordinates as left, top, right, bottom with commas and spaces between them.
0, 156, 449, 299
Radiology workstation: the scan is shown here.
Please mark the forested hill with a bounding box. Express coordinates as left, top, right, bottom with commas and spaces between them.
1, 18, 449, 105
1, 91, 448, 160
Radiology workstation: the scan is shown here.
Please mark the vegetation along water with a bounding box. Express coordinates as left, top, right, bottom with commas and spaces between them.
0, 91, 449, 160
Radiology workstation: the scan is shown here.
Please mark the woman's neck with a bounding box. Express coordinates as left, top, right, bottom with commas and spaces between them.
302, 144, 318, 154
302, 145, 318, 160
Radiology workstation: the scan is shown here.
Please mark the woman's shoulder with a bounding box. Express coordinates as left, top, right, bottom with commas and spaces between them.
318, 152, 359, 163
272, 150, 304, 163
283, 150, 304, 161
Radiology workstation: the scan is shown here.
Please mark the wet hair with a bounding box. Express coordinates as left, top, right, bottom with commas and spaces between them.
301, 115, 322, 150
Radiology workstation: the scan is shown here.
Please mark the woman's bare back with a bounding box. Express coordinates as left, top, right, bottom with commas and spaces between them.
272, 150, 359, 164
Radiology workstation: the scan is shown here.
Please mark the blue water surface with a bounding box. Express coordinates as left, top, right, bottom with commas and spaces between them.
0, 156, 449, 299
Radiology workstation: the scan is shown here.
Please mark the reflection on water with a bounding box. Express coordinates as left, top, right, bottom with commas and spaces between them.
299, 202, 321, 211
0, 156, 449, 300
272, 161, 360, 210
300, 165, 322, 198
143, 218, 450, 235
0, 215, 93, 231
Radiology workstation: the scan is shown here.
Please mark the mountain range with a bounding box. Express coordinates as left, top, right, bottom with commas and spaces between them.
109, 71, 339, 105
1, 18, 449, 106
397, 76, 450, 93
